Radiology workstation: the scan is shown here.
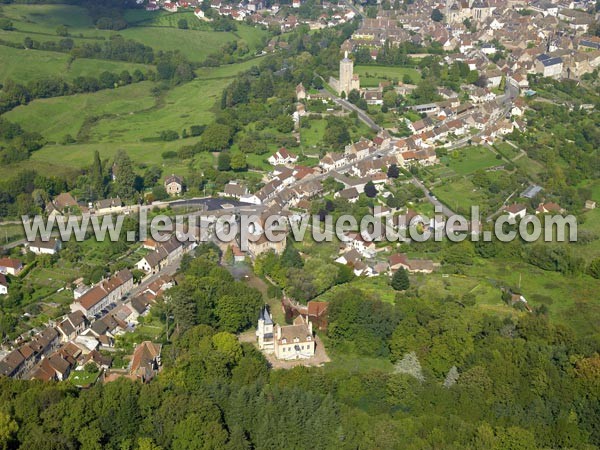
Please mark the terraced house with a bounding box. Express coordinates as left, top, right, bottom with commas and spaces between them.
70, 269, 134, 318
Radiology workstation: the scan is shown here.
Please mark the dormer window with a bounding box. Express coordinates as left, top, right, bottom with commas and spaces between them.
307, 336, 312, 341
293, 337, 300, 343
281, 338, 287, 344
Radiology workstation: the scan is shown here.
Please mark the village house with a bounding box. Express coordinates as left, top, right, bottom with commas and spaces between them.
535, 54, 563, 78
28, 238, 61, 255
94, 197, 123, 215
130, 341, 162, 382
388, 253, 435, 274
335, 187, 360, 203
535, 202, 564, 214
246, 232, 287, 258
306, 301, 328, 331
80, 350, 112, 372
320, 152, 347, 172
164, 174, 184, 196
222, 181, 249, 199
57, 311, 88, 342
70, 269, 134, 318
0, 257, 23, 276
46, 192, 78, 218
504, 203, 527, 221
136, 235, 186, 274
268, 147, 298, 166
345, 232, 377, 258
0, 327, 60, 378
296, 82, 306, 100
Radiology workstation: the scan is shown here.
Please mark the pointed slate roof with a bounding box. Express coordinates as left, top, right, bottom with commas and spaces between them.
260, 305, 273, 325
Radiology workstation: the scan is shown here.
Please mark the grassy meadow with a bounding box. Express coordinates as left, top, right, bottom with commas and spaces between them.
17, 64, 250, 174
0, 4, 268, 63
354, 65, 421, 87
0, 2, 270, 178
445, 146, 501, 175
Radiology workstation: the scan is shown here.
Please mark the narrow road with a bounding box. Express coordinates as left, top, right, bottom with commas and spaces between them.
320, 88, 382, 132
410, 177, 456, 217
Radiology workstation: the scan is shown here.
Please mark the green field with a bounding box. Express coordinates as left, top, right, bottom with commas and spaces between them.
0, 4, 95, 34
493, 141, 520, 160
300, 118, 327, 148
0, 46, 152, 84
5, 82, 157, 141
4, 56, 257, 176
0, 4, 268, 63
433, 177, 488, 215
445, 146, 502, 175
354, 65, 421, 87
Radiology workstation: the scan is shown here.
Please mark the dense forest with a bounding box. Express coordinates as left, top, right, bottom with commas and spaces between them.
0, 245, 599, 449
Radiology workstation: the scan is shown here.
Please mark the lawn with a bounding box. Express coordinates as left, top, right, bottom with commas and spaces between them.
354, 65, 421, 87
69, 369, 100, 387
445, 146, 502, 175
315, 276, 397, 304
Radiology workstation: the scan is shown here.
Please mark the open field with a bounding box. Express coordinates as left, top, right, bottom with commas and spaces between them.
5, 82, 157, 141
0, 4, 95, 35
493, 141, 520, 160
465, 257, 600, 338
5, 56, 255, 175
0, 4, 268, 62
0, 223, 25, 244
87, 76, 226, 142
300, 118, 327, 148
445, 145, 502, 175
432, 177, 488, 215
0, 46, 152, 84
354, 65, 421, 86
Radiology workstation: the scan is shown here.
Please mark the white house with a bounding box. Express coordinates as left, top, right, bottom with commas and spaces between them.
319, 152, 346, 172
0, 258, 23, 276
268, 148, 298, 166
29, 238, 61, 255
504, 203, 527, 222
535, 54, 563, 79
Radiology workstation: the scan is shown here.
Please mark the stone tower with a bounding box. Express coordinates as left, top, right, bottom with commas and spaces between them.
338, 51, 359, 96
256, 305, 274, 353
